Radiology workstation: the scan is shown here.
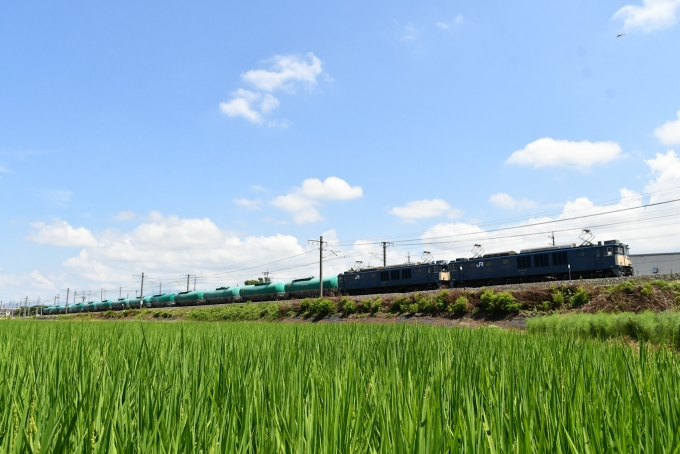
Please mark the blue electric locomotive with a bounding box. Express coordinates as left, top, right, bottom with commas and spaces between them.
337, 261, 450, 295
450, 240, 632, 287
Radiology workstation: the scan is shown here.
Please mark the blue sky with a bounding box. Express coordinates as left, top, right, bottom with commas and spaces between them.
2, 0, 680, 303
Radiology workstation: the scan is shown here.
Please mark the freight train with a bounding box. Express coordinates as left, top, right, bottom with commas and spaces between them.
42, 239, 632, 314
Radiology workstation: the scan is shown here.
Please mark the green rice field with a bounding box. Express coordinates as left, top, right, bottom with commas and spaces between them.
1, 321, 679, 452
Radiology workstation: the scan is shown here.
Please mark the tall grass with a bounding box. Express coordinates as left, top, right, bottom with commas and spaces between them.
2, 321, 680, 452
528, 311, 680, 347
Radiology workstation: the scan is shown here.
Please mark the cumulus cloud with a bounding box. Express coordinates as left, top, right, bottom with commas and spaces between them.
27, 220, 98, 247
271, 177, 363, 224
233, 198, 262, 210
241, 53, 323, 92
613, 0, 680, 32
219, 89, 280, 124
654, 110, 680, 145
220, 53, 325, 125
419, 151, 680, 261
506, 138, 622, 169
389, 199, 463, 223
489, 193, 538, 210
24, 213, 309, 291
644, 150, 680, 198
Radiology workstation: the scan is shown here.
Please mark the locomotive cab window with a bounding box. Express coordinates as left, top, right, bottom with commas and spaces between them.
606, 248, 613, 256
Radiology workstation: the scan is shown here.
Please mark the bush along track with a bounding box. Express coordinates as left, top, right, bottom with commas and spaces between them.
49, 278, 680, 325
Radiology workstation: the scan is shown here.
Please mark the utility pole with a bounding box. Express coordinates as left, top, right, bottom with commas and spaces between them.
140, 272, 144, 309
381, 242, 393, 267
262, 270, 271, 283
100, 288, 103, 301
193, 276, 196, 291
186, 275, 190, 292
549, 232, 555, 246
308, 236, 328, 298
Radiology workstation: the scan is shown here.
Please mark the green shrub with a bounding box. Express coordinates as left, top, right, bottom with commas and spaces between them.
640, 284, 653, 296
607, 281, 635, 294
538, 301, 551, 311
480, 289, 496, 311
570, 287, 591, 307
434, 290, 448, 312
392, 296, 409, 313
360, 298, 372, 313
342, 297, 356, 314
449, 296, 469, 314
407, 303, 419, 314
300, 298, 311, 312
650, 279, 671, 291
311, 298, 337, 315
370, 297, 381, 314
551, 290, 565, 306
480, 289, 520, 312
415, 293, 434, 313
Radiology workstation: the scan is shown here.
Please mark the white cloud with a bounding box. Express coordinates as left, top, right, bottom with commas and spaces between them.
389, 199, 463, 223
251, 185, 267, 192
220, 53, 325, 125
26, 220, 98, 247
38, 213, 308, 288
506, 138, 622, 169
233, 198, 262, 210
28, 270, 54, 289
436, 15, 464, 29
114, 211, 136, 221
219, 89, 280, 124
241, 53, 323, 92
489, 193, 538, 210
420, 151, 680, 260
614, 0, 680, 32
402, 23, 418, 40
644, 150, 680, 199
654, 110, 680, 145
271, 177, 363, 224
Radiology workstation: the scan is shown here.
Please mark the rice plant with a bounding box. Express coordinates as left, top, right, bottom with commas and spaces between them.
1, 320, 679, 452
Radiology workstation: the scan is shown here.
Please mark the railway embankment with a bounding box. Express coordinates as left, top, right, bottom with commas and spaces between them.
51, 274, 680, 334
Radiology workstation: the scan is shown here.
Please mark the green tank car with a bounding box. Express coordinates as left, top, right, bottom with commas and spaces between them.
111, 299, 127, 310
285, 276, 338, 298
149, 293, 175, 308
174, 290, 205, 306
240, 281, 288, 301
95, 300, 113, 312
204, 287, 241, 305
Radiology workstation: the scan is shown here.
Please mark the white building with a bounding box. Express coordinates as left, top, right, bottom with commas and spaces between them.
630, 253, 680, 276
